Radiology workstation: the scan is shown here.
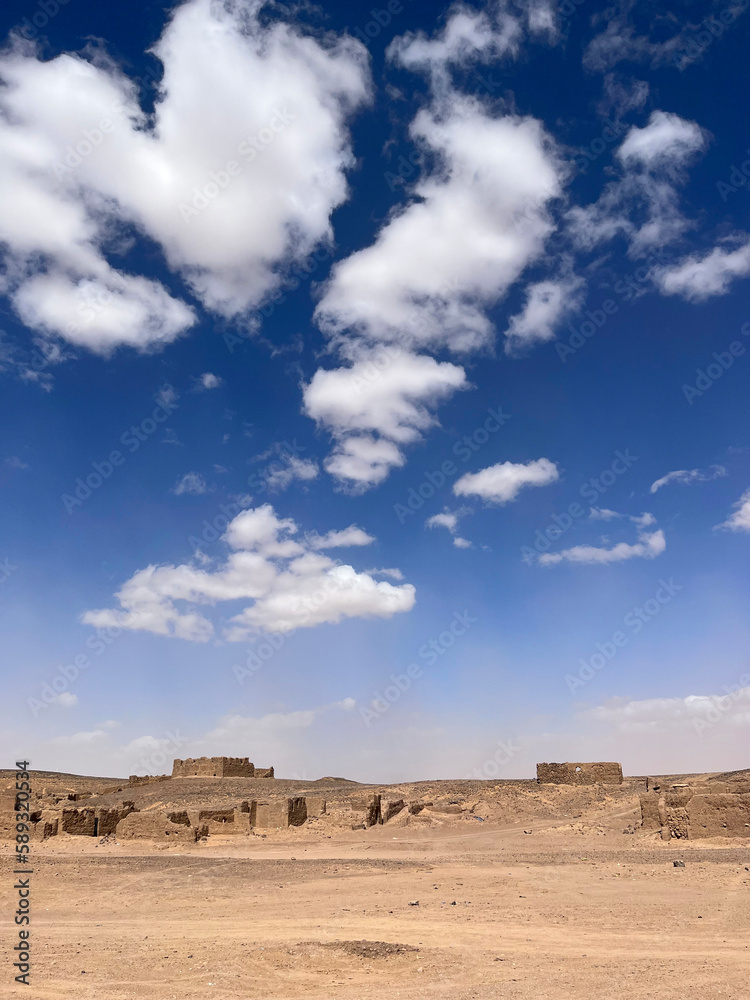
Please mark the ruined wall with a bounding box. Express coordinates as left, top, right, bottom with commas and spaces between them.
641, 786, 750, 839
171, 757, 255, 778
254, 797, 307, 829
116, 811, 197, 842
537, 762, 623, 785
254, 767, 275, 778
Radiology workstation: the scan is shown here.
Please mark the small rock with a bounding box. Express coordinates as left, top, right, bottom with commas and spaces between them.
673, 860, 685, 868
523, 829, 532, 834
408, 900, 419, 906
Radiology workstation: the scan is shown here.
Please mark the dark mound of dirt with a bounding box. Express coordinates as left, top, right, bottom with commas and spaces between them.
323, 940, 419, 958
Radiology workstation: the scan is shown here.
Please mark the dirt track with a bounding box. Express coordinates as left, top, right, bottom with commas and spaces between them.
4, 816, 749, 999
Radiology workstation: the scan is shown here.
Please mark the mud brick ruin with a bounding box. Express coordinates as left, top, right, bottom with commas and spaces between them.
640, 778, 750, 839
536, 762, 623, 785
6, 757, 748, 845
171, 756, 274, 778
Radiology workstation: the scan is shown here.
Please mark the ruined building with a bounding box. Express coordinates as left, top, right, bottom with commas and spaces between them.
536, 761, 623, 785
171, 757, 274, 778
641, 779, 750, 839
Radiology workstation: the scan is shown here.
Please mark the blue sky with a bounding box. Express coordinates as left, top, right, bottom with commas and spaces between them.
1, 0, 748, 780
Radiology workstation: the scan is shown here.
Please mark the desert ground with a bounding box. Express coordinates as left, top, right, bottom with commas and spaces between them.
3, 769, 749, 999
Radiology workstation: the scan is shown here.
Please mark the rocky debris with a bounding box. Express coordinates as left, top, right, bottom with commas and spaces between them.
322, 941, 419, 959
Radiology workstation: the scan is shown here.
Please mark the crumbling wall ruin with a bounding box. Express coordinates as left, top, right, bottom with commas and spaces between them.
641, 783, 750, 839
537, 762, 623, 785
171, 757, 255, 778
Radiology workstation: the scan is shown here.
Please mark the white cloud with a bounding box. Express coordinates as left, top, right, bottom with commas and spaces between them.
650, 465, 727, 493
616, 110, 707, 170
12, 270, 196, 354
305, 7, 565, 487
654, 238, 750, 301
197, 372, 222, 390
426, 506, 473, 548
172, 471, 209, 496
303, 352, 467, 490
388, 0, 557, 75
539, 516, 665, 566
315, 99, 563, 356
567, 111, 707, 258
589, 506, 622, 520
155, 383, 179, 410
308, 525, 375, 549
82, 504, 414, 639
263, 454, 319, 492
503, 272, 585, 353
56, 692, 78, 708
583, 8, 717, 73
715, 487, 750, 533
579, 688, 750, 736
454, 458, 559, 504
0, 0, 370, 352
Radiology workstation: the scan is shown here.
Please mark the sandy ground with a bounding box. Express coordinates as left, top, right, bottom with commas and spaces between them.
3, 814, 749, 1000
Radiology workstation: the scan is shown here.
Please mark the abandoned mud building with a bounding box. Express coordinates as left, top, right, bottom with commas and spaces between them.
3, 757, 749, 843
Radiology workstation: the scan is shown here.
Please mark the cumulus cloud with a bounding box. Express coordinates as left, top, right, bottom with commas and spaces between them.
650, 465, 726, 493
654, 238, 750, 301
82, 504, 414, 639
315, 100, 563, 356
714, 487, 750, 532
503, 273, 585, 353
56, 692, 79, 708
303, 5, 565, 488
0, 0, 370, 353
303, 351, 467, 490
616, 110, 707, 169
426, 507, 473, 548
539, 515, 665, 566
172, 471, 209, 495
454, 458, 559, 504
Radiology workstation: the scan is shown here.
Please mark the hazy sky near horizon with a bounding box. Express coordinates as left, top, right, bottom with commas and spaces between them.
1, 0, 748, 781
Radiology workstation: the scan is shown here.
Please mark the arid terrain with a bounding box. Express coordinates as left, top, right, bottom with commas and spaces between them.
3, 768, 749, 999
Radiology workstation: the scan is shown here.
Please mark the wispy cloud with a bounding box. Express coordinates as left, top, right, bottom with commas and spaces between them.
650, 464, 726, 493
